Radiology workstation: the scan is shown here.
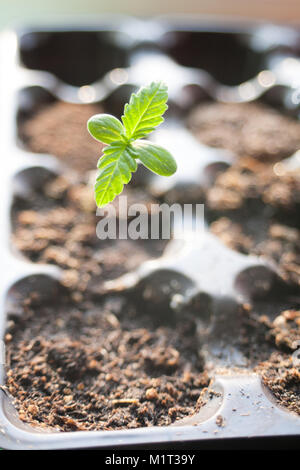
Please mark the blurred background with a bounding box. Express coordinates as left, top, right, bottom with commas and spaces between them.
1, 0, 300, 29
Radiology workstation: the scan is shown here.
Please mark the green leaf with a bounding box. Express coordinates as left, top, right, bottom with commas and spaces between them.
95, 141, 137, 207
132, 141, 177, 176
87, 114, 124, 144
122, 82, 168, 141
88, 82, 177, 207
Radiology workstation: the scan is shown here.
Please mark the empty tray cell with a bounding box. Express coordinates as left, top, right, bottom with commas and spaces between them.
160, 31, 266, 86
17, 87, 105, 172
19, 31, 129, 86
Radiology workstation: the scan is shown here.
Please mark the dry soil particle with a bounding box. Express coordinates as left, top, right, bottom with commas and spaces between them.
259, 309, 300, 351
5, 294, 209, 431
206, 158, 300, 213
255, 353, 300, 415
19, 101, 105, 173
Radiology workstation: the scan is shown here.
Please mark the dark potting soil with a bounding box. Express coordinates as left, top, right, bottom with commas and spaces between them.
188, 101, 300, 162
256, 351, 300, 416
9, 178, 203, 431
5, 293, 210, 431
211, 218, 300, 287
11, 178, 167, 296
6, 99, 300, 431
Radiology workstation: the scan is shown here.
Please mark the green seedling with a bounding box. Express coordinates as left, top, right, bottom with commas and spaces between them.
87, 81, 177, 207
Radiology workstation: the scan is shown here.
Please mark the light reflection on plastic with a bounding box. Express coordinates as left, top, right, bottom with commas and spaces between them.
238, 82, 257, 101
281, 58, 300, 88
109, 68, 128, 85
273, 162, 286, 176
78, 85, 96, 103
257, 70, 276, 88
129, 53, 192, 97
273, 150, 300, 175
291, 88, 300, 105
282, 57, 300, 69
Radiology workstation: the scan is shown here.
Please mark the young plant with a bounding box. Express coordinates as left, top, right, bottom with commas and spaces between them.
87, 81, 177, 207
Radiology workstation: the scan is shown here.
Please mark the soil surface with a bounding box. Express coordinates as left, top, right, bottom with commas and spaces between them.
5, 294, 209, 431
12, 178, 166, 296
188, 101, 300, 162
6, 99, 300, 430
19, 101, 105, 173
